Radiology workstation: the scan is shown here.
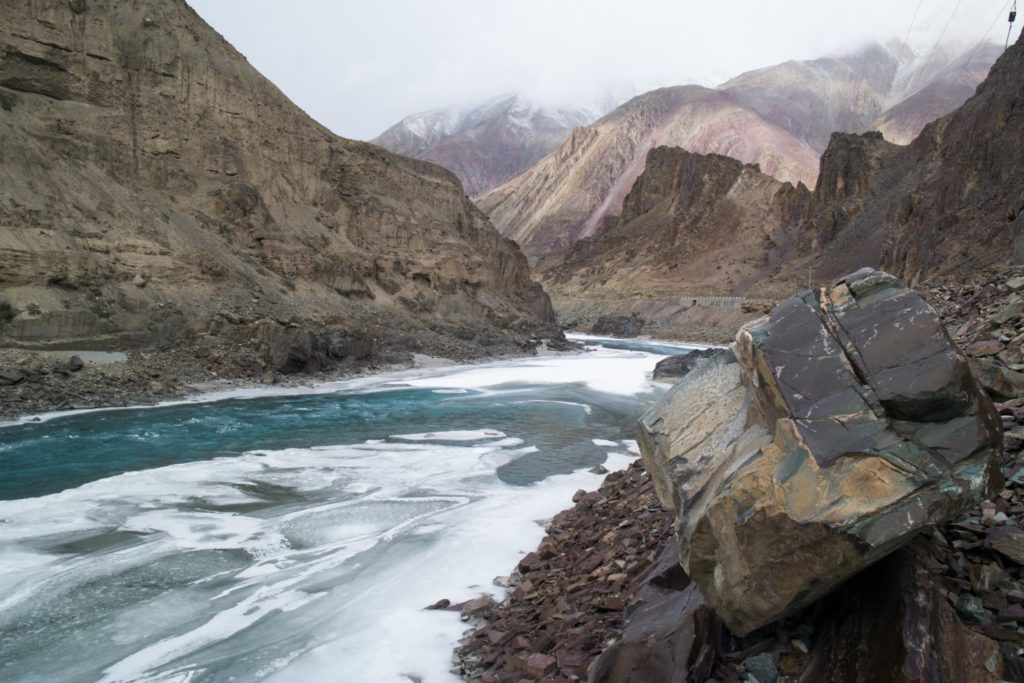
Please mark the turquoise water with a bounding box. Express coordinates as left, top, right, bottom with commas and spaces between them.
0, 384, 639, 500
572, 334, 708, 357
0, 339, 693, 682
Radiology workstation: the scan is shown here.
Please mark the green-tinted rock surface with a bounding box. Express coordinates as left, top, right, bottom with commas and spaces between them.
639, 268, 1002, 635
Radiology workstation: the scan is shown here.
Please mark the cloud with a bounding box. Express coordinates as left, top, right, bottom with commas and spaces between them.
187, 0, 1021, 140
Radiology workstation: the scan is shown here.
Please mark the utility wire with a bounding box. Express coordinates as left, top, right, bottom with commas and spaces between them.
898, 0, 926, 65
942, 0, 1012, 99
904, 0, 965, 97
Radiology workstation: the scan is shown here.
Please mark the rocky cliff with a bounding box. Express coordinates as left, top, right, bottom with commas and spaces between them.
535, 146, 810, 339
372, 94, 601, 197
767, 31, 1024, 293
0, 0, 557, 374
535, 36, 1022, 340
479, 42, 998, 262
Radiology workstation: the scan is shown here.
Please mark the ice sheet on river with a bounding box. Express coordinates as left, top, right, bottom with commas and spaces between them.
0, 342, 675, 682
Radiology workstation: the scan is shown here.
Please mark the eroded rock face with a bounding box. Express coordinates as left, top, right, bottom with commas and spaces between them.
0, 0, 556, 358
590, 314, 644, 338
652, 348, 727, 382
535, 147, 811, 340
639, 268, 1002, 635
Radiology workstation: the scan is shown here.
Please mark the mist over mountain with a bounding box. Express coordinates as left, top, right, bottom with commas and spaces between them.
531, 35, 1022, 341
372, 93, 627, 197
478, 40, 1000, 261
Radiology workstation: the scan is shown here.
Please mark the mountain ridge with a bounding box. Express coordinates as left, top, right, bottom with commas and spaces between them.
0, 0, 558, 379
372, 93, 608, 196
535, 34, 1022, 340
481, 40, 1001, 262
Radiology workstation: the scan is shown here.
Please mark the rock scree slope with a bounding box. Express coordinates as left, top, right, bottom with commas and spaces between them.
456, 268, 1024, 682
0, 0, 557, 377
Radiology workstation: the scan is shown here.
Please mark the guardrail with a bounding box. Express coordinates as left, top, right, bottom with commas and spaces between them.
678, 296, 745, 309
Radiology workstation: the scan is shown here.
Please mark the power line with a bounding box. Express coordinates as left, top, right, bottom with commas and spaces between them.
943, 0, 1012, 99
905, 0, 965, 96
898, 0, 925, 64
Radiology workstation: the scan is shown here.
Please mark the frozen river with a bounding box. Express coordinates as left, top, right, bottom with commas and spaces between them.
0, 336, 698, 682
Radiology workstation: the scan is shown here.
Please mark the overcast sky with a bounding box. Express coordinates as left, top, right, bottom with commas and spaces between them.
187, 1, 1020, 140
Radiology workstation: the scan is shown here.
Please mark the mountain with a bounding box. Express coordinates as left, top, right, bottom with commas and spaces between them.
872, 43, 1003, 144
0, 0, 557, 371
372, 95, 603, 197
772, 36, 1024, 292
534, 147, 811, 339
537, 34, 1023, 340
477, 86, 820, 261
481, 41, 1000, 262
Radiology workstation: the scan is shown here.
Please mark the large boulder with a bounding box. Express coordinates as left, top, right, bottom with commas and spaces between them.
591, 314, 644, 338
639, 268, 1002, 635
652, 347, 726, 382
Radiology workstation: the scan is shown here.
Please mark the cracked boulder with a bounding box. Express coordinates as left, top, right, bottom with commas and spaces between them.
639, 268, 1003, 635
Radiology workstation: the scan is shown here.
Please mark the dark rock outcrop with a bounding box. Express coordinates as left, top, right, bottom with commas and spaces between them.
800, 540, 1011, 682
590, 314, 644, 338
639, 269, 1002, 635
536, 147, 811, 340
802, 130, 897, 252
652, 348, 726, 382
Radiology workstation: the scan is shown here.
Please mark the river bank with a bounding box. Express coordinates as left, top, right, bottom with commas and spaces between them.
0, 339, 689, 682
0, 333, 584, 422
454, 266, 1024, 682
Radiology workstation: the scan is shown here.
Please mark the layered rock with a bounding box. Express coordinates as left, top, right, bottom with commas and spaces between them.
480, 41, 997, 262
536, 147, 810, 340
767, 31, 1024, 290
479, 86, 820, 260
0, 0, 556, 366
651, 347, 725, 382
639, 269, 1002, 635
